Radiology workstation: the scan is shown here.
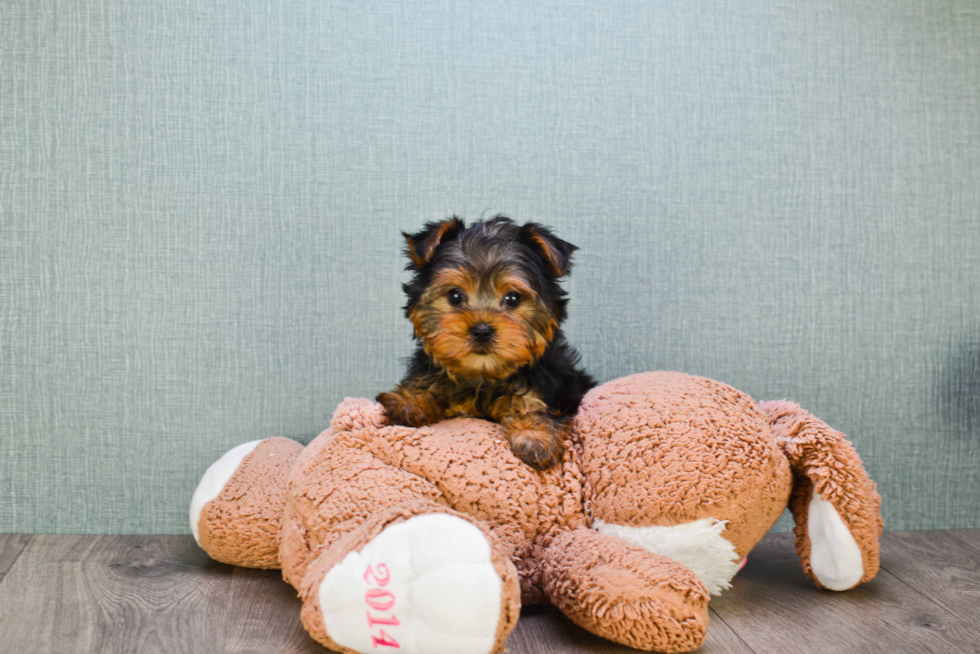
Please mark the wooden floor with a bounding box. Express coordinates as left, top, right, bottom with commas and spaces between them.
0, 530, 978, 653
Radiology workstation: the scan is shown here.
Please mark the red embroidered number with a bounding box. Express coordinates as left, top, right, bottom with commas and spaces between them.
372, 631, 401, 649
367, 613, 401, 628
365, 588, 396, 612
364, 563, 400, 648
364, 563, 390, 586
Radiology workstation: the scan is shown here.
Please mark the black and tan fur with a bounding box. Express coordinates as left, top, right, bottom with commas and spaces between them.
377, 215, 596, 469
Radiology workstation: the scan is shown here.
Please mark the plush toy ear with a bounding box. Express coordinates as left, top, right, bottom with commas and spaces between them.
517, 222, 578, 277
402, 217, 466, 269
760, 400, 883, 591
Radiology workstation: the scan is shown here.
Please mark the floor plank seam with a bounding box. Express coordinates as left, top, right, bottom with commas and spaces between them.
878, 559, 976, 630
947, 530, 980, 554
707, 605, 760, 654
0, 534, 34, 584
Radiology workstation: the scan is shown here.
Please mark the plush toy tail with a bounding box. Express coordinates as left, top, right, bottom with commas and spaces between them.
759, 401, 883, 591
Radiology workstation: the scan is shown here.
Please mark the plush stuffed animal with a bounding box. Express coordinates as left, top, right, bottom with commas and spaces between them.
190, 371, 882, 654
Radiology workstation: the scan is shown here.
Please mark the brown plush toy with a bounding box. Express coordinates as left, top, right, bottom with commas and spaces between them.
190, 372, 883, 654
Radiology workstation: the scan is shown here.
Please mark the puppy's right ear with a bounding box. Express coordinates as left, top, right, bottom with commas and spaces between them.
402, 216, 466, 269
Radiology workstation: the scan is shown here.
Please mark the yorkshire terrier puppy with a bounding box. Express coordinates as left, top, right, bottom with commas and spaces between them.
377, 215, 596, 470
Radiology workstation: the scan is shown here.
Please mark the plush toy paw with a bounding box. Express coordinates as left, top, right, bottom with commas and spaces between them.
190, 437, 303, 569
542, 528, 710, 653
189, 440, 263, 545
315, 514, 508, 654
331, 397, 390, 432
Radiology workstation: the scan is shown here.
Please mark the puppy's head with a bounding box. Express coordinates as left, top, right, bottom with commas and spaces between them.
401, 215, 577, 381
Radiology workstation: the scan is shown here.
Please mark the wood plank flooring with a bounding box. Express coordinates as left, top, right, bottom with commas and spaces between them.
0, 530, 977, 653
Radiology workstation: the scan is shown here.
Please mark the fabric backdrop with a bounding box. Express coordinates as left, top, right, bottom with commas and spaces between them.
2, 0, 978, 534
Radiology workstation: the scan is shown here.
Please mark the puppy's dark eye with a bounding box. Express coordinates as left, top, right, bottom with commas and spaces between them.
503, 291, 522, 308
447, 288, 466, 306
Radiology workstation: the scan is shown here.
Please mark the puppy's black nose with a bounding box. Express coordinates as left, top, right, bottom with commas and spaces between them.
470, 323, 495, 344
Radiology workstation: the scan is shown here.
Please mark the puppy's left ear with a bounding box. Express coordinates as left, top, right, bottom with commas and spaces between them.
518, 223, 578, 278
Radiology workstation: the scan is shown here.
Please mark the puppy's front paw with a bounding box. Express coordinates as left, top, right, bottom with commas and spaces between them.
375, 390, 437, 427
507, 427, 564, 470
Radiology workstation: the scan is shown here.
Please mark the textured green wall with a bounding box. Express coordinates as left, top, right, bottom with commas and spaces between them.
2, 0, 978, 534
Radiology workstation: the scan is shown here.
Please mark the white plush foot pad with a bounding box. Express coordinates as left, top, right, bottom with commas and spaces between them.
318, 514, 503, 654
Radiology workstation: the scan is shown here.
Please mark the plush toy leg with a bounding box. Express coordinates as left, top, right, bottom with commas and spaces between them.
760, 401, 884, 591
541, 528, 709, 653
296, 501, 521, 654
190, 437, 304, 568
